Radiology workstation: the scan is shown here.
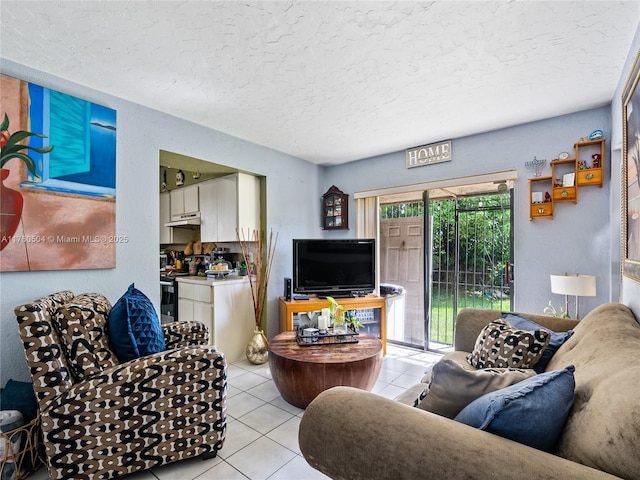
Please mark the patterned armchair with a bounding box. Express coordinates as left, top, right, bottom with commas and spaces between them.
14, 290, 227, 480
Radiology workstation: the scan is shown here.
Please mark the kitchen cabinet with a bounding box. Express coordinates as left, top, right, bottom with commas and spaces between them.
170, 184, 199, 218
200, 173, 260, 242
160, 192, 192, 244
177, 277, 255, 363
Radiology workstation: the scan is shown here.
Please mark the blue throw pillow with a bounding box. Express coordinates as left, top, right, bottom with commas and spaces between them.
454, 365, 575, 452
502, 313, 574, 373
108, 283, 165, 362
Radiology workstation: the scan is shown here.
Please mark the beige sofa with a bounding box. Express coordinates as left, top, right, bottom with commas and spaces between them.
299, 303, 640, 480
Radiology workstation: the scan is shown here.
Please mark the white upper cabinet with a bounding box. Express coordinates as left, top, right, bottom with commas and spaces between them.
160, 192, 171, 244
199, 180, 218, 241
160, 192, 193, 245
170, 184, 199, 218
200, 173, 260, 242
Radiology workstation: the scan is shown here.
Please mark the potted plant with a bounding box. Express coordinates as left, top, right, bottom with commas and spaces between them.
326, 297, 364, 334
544, 301, 570, 318
237, 261, 248, 276
0, 113, 53, 251
326, 296, 347, 334
237, 228, 278, 364
345, 309, 364, 332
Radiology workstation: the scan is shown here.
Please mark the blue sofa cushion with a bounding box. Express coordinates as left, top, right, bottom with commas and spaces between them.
0, 379, 38, 423
454, 365, 575, 452
502, 313, 574, 373
107, 283, 165, 362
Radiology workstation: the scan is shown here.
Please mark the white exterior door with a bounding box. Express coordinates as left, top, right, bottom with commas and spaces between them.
380, 217, 425, 346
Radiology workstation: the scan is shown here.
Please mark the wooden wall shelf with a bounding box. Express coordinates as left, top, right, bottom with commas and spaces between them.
529, 138, 605, 220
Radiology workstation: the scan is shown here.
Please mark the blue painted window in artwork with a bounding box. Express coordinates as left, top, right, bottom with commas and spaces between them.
24, 83, 116, 198
48, 91, 92, 178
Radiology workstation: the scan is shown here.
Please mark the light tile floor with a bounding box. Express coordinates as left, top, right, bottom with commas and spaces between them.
30, 344, 442, 480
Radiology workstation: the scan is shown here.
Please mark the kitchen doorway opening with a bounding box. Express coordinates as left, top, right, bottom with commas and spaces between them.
378, 181, 513, 352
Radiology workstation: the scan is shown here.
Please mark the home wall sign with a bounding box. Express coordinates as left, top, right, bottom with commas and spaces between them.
0, 74, 117, 272
406, 140, 452, 169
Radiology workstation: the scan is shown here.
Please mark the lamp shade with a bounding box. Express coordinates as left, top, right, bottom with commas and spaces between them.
550, 274, 597, 297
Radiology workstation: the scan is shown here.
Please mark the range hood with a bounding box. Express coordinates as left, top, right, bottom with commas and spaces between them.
165, 212, 201, 228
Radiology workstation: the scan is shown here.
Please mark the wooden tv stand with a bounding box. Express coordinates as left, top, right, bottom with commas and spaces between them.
278, 295, 386, 354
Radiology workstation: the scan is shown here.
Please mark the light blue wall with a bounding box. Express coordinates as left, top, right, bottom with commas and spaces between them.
325, 107, 613, 317
0, 60, 323, 384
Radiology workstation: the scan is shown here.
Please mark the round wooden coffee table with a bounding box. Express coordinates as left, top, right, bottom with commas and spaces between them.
269, 331, 383, 408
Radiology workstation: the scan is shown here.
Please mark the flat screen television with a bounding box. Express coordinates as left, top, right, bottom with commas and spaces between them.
292, 239, 376, 297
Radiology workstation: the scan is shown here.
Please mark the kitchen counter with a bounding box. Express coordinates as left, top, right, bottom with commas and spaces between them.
176, 275, 251, 286
176, 274, 254, 363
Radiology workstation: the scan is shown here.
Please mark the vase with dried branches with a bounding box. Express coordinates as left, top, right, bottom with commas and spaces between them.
238, 228, 278, 364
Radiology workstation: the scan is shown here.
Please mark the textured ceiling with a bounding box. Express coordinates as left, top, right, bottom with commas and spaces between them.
1, 1, 639, 165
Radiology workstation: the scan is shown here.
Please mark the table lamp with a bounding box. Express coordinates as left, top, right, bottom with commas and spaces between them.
549, 274, 596, 319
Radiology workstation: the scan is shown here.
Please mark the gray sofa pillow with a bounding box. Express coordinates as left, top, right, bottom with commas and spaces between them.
416, 351, 536, 418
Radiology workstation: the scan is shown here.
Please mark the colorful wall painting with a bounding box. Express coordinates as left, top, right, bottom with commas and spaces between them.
0, 74, 117, 272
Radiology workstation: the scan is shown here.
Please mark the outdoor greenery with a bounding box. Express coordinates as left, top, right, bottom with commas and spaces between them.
380, 201, 424, 218
431, 194, 511, 283
381, 193, 512, 346
430, 289, 510, 345
380, 194, 511, 286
